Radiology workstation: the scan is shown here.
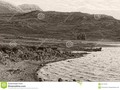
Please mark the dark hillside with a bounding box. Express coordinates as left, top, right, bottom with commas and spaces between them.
0, 10, 120, 40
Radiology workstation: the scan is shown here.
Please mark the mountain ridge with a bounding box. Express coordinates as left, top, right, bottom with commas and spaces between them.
18, 4, 43, 13
0, 10, 120, 41
0, 0, 120, 41
0, 0, 43, 14
0, 0, 22, 13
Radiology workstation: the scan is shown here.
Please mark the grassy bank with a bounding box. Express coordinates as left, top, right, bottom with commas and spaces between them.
0, 44, 88, 81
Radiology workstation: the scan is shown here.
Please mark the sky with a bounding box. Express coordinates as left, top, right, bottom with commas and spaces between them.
4, 0, 120, 19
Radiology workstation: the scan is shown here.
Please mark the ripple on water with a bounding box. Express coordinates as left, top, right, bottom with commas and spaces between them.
37, 47, 120, 81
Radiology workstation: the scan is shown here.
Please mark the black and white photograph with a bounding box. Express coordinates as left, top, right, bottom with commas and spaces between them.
0, 0, 120, 82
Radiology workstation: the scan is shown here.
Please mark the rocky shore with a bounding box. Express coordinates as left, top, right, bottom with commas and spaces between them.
0, 45, 87, 81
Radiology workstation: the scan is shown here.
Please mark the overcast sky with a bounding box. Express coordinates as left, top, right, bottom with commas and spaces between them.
4, 0, 120, 19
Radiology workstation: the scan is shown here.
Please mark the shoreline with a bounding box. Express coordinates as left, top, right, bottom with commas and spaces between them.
36, 47, 120, 82
0, 45, 87, 81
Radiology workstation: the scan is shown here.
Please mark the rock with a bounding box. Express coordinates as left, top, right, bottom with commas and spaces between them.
58, 78, 63, 82
73, 79, 76, 82
39, 78, 43, 82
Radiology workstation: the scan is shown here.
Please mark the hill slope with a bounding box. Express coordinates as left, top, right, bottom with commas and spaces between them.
0, 10, 120, 41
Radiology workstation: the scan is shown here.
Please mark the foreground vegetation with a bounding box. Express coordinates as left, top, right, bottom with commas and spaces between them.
0, 42, 88, 81
0, 34, 104, 81
0, 44, 87, 65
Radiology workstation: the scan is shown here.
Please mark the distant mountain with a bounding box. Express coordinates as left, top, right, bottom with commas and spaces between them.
0, 10, 120, 41
18, 4, 43, 13
0, 0, 22, 13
